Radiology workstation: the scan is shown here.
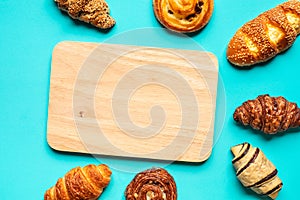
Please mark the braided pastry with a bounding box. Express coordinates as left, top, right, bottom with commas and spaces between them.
44, 164, 111, 200
153, 0, 214, 33
227, 0, 300, 66
125, 168, 177, 200
54, 0, 115, 29
234, 94, 300, 134
231, 142, 283, 199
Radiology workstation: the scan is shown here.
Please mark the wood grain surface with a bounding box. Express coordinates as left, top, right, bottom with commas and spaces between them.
47, 41, 218, 162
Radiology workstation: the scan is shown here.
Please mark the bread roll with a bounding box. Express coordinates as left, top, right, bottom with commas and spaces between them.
227, 1, 300, 66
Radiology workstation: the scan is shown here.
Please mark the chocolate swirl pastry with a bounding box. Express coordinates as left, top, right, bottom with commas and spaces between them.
125, 168, 177, 200
54, 0, 115, 29
153, 0, 214, 33
234, 94, 300, 134
231, 142, 283, 199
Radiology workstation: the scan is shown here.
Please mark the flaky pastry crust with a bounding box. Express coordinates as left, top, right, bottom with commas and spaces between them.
234, 94, 300, 134
44, 164, 112, 200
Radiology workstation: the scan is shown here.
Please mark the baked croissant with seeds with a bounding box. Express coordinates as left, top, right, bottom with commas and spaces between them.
234, 94, 300, 134
125, 168, 177, 200
153, 0, 214, 33
227, 0, 300, 66
54, 0, 115, 29
231, 142, 283, 199
44, 164, 111, 200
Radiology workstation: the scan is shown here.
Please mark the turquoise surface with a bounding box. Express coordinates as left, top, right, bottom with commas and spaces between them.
1, 0, 300, 199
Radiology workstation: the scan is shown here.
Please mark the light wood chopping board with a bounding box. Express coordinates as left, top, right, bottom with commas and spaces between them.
47, 41, 218, 162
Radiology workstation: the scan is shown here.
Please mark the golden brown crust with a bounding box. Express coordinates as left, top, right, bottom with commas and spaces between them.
227, 0, 300, 66
125, 168, 177, 200
54, 0, 115, 29
153, 0, 214, 33
44, 164, 112, 200
233, 94, 300, 134
231, 143, 283, 199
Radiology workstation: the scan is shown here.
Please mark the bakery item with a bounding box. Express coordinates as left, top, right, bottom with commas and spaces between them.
125, 168, 177, 200
233, 94, 300, 134
227, 0, 300, 66
231, 142, 283, 199
54, 0, 115, 29
153, 0, 214, 33
44, 164, 111, 200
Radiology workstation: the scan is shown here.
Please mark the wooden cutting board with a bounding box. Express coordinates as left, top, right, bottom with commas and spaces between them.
47, 41, 218, 162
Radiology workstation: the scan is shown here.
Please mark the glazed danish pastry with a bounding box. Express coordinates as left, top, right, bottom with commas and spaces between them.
153, 0, 214, 33
125, 168, 177, 200
231, 143, 283, 199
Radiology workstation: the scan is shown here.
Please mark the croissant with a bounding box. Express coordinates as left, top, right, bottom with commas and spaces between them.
44, 164, 112, 200
153, 0, 214, 33
227, 0, 300, 66
125, 168, 177, 200
54, 0, 115, 29
234, 94, 300, 134
231, 142, 283, 199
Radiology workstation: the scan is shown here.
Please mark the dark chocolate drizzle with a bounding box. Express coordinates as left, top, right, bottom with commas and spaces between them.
263, 183, 283, 196
237, 148, 260, 176
278, 97, 288, 131
232, 143, 250, 164
258, 95, 267, 132
247, 169, 278, 188
244, 102, 254, 126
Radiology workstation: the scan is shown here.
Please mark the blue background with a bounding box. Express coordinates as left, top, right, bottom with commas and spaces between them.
1, 0, 300, 199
